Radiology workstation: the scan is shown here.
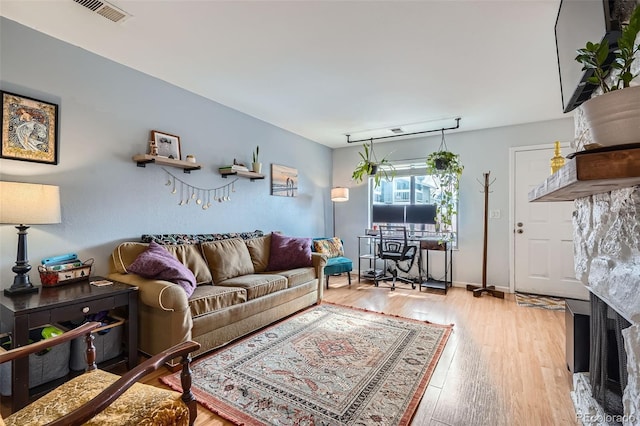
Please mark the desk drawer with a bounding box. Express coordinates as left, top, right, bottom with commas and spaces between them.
50, 297, 116, 321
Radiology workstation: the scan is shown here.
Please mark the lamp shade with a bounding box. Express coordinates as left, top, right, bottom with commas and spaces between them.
331, 187, 349, 202
0, 181, 61, 225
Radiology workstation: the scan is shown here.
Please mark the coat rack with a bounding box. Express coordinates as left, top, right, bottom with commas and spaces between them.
466, 172, 505, 299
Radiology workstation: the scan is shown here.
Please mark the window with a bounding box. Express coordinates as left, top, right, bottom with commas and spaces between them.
370, 163, 458, 245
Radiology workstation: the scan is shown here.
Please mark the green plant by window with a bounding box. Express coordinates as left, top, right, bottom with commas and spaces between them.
351, 141, 395, 188
575, 5, 640, 93
426, 150, 463, 241
252, 145, 260, 163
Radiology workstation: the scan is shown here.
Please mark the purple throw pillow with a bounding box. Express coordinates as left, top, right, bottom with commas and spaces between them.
266, 233, 313, 271
127, 241, 197, 298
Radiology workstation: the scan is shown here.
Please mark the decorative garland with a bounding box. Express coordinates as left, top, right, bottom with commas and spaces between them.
162, 168, 238, 210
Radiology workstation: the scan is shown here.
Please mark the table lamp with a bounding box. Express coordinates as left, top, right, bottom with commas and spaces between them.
331, 187, 349, 236
0, 181, 61, 296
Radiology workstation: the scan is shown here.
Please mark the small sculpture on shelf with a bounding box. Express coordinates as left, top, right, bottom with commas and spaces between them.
149, 140, 158, 156
550, 141, 565, 174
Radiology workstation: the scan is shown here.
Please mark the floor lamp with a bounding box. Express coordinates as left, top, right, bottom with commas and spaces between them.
331, 187, 349, 236
0, 181, 61, 296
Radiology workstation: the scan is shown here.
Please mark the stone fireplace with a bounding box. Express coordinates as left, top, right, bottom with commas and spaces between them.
536, 16, 640, 422
572, 184, 640, 425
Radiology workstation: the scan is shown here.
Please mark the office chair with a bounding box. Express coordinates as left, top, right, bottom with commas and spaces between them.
376, 225, 418, 290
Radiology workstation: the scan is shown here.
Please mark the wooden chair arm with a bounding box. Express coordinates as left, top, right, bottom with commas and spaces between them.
48, 340, 201, 426
0, 322, 101, 364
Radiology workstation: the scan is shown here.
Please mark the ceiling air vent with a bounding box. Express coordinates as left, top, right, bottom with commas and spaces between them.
390, 128, 404, 134
72, 0, 132, 23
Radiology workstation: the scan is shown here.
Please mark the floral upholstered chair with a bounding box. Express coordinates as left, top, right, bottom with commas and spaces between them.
0, 322, 199, 426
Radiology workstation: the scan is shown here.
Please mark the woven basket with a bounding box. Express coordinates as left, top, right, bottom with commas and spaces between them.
38, 259, 94, 287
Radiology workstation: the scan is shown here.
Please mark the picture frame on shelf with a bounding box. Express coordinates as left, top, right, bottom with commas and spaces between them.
1, 90, 59, 165
150, 130, 181, 160
271, 164, 298, 197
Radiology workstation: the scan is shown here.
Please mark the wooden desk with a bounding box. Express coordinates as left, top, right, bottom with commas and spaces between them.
418, 240, 452, 294
0, 278, 138, 411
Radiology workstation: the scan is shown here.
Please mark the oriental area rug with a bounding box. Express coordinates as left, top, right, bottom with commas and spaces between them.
161, 303, 452, 426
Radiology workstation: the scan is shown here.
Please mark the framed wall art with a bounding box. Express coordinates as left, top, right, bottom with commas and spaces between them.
271, 164, 298, 197
150, 130, 181, 160
1, 91, 59, 165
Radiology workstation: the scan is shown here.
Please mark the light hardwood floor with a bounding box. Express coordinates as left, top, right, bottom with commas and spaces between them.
159, 276, 577, 425
2, 276, 579, 425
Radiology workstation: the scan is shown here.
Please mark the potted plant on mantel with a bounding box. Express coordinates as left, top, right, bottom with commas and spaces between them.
575, 4, 640, 147
351, 140, 395, 188
426, 149, 463, 241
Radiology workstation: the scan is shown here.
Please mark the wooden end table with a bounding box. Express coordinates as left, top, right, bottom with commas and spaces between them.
0, 277, 138, 412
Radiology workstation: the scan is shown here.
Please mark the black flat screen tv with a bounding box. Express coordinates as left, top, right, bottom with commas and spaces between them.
405, 204, 437, 225
555, 0, 629, 113
372, 204, 405, 224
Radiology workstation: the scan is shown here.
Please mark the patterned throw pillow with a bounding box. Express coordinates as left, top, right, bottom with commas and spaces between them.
313, 237, 344, 258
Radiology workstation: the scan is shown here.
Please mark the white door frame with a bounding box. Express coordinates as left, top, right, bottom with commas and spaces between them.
508, 142, 572, 294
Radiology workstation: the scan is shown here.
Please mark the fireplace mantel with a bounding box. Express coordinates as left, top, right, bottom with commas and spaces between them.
528, 146, 640, 202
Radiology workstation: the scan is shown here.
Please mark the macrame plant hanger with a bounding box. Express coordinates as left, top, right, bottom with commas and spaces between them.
466, 171, 505, 298
438, 129, 448, 152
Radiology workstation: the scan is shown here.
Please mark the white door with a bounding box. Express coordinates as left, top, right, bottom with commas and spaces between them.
513, 146, 589, 300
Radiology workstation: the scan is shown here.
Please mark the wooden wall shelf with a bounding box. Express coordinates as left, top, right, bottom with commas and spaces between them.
219, 169, 264, 181
132, 154, 202, 173
528, 146, 640, 202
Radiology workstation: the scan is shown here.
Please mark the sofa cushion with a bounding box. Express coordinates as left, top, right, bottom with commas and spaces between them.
266, 233, 312, 271
188, 285, 247, 318
245, 235, 271, 273
111, 242, 212, 285
163, 244, 212, 285
201, 238, 254, 283
111, 242, 148, 274
217, 274, 287, 300
127, 241, 197, 298
274, 267, 316, 288
313, 237, 345, 258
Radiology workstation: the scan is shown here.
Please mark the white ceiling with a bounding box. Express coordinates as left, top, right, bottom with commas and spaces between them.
0, 0, 570, 148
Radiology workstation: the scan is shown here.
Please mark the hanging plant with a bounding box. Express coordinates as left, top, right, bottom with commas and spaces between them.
351, 139, 395, 188
425, 131, 464, 241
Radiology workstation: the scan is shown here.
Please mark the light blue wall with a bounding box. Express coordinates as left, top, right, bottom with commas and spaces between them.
332, 117, 575, 289
0, 17, 576, 291
0, 18, 332, 284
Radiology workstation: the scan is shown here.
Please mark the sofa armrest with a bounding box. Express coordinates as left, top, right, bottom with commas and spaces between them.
312, 252, 327, 302
108, 272, 189, 312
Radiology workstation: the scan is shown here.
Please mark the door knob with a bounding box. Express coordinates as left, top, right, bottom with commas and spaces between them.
517, 222, 523, 227
517, 229, 524, 234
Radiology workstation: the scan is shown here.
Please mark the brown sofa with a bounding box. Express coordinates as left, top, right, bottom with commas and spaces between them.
108, 232, 327, 366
